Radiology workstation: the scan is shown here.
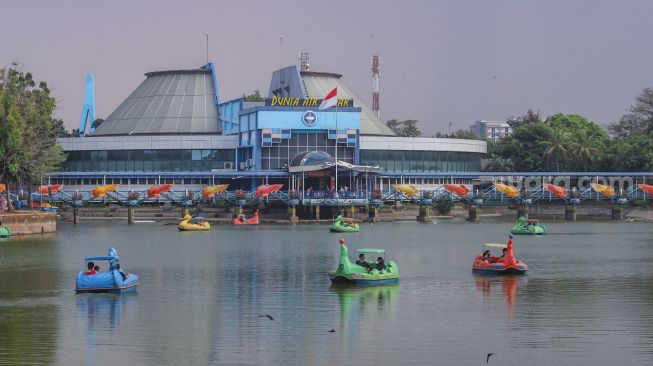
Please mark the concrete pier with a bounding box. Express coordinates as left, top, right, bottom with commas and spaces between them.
565, 205, 576, 221
517, 204, 529, 220
128, 207, 135, 224
417, 205, 430, 222
73, 207, 80, 224
0, 212, 56, 235
288, 206, 298, 223
467, 206, 479, 221
611, 204, 623, 220
182, 207, 190, 218
368, 206, 379, 222
314, 205, 320, 220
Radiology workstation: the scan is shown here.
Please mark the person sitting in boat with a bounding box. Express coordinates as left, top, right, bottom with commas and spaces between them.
94, 265, 100, 272
494, 248, 508, 263
356, 253, 371, 270
239, 214, 246, 222
376, 257, 386, 272
482, 250, 491, 262
85, 262, 97, 275
116, 263, 129, 280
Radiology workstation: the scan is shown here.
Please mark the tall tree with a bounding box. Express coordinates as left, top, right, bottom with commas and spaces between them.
609, 88, 653, 137
569, 131, 600, 171
242, 90, 265, 102
0, 66, 66, 206
540, 128, 571, 172
385, 119, 421, 137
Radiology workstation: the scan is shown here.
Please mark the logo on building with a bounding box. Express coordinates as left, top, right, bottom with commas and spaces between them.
302, 111, 317, 127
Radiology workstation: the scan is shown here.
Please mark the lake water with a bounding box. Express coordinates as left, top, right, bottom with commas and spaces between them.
1, 218, 653, 365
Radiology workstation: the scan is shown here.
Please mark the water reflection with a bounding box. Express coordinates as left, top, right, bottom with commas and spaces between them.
474, 276, 524, 317
76, 293, 137, 365
330, 284, 398, 335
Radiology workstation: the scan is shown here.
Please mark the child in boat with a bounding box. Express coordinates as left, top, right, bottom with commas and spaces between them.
239, 214, 246, 222
94, 265, 100, 272
356, 253, 371, 270
85, 262, 97, 275
376, 257, 386, 272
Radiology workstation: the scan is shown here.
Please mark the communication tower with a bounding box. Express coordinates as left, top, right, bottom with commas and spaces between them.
371, 55, 380, 118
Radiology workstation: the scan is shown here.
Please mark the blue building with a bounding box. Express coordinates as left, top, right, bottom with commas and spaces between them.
51, 62, 487, 197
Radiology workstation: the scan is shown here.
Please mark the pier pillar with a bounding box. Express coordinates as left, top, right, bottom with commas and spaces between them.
368, 206, 379, 222
128, 207, 135, 225
350, 205, 356, 219
394, 200, 402, 210
237, 206, 243, 215
288, 206, 298, 224
314, 205, 320, 220
467, 206, 479, 221
565, 205, 576, 221
517, 204, 529, 220
73, 207, 80, 225
182, 207, 190, 218
611, 204, 623, 220
417, 205, 430, 222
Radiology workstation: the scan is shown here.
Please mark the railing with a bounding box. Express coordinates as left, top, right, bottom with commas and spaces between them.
6, 185, 651, 210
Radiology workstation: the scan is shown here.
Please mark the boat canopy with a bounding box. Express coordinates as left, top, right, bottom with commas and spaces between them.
356, 249, 386, 254
84, 256, 117, 261
484, 243, 507, 249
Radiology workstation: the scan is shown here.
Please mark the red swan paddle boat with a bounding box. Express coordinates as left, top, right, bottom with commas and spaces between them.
472, 234, 527, 275
231, 211, 260, 226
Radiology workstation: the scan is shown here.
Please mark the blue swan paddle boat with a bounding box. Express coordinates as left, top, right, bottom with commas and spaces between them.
75, 248, 140, 293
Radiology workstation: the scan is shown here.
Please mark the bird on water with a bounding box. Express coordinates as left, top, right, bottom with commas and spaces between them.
259, 314, 274, 321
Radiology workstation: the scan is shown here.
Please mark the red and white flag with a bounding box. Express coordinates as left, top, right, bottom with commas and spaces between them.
318, 87, 338, 110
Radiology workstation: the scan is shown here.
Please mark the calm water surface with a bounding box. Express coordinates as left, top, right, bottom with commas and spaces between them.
1, 218, 653, 365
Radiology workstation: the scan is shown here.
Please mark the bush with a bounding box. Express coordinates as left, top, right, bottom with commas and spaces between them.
434, 200, 454, 215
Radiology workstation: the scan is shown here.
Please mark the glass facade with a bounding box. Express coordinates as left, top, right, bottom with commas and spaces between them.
360, 150, 480, 172
63, 149, 236, 172
261, 132, 354, 170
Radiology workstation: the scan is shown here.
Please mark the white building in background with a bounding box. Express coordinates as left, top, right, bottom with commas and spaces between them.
471, 120, 512, 142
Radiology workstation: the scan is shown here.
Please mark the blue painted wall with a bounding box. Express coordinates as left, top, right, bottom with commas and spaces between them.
256, 110, 359, 131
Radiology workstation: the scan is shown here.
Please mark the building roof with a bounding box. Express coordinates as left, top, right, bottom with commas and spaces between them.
300, 71, 395, 136
92, 68, 220, 136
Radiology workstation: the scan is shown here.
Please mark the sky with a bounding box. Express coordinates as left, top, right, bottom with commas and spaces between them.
2, 0, 652, 136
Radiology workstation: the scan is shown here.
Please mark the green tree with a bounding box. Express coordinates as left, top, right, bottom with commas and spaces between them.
608, 88, 653, 137
92, 118, 104, 130
540, 128, 571, 172
595, 133, 653, 171
497, 123, 553, 171
242, 90, 265, 102
507, 109, 546, 128
569, 131, 600, 171
435, 129, 478, 139
385, 119, 421, 137
0, 66, 66, 206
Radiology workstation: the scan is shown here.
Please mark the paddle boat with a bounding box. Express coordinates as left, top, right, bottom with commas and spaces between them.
231, 211, 259, 225
329, 238, 399, 286
510, 216, 546, 235
330, 214, 360, 233
472, 234, 528, 275
75, 248, 140, 293
178, 215, 210, 231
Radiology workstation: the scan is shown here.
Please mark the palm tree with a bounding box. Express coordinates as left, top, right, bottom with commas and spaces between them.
540, 129, 571, 172
569, 131, 599, 171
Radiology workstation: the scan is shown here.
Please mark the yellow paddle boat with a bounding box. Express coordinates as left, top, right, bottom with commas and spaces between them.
178, 215, 210, 231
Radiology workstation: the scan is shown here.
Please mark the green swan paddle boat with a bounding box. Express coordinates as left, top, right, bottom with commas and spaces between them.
329, 238, 398, 286
510, 216, 547, 235
329, 214, 360, 233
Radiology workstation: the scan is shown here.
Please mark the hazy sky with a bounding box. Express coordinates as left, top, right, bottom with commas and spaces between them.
2, 0, 652, 135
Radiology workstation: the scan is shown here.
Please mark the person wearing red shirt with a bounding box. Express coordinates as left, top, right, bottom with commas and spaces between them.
84, 262, 97, 275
